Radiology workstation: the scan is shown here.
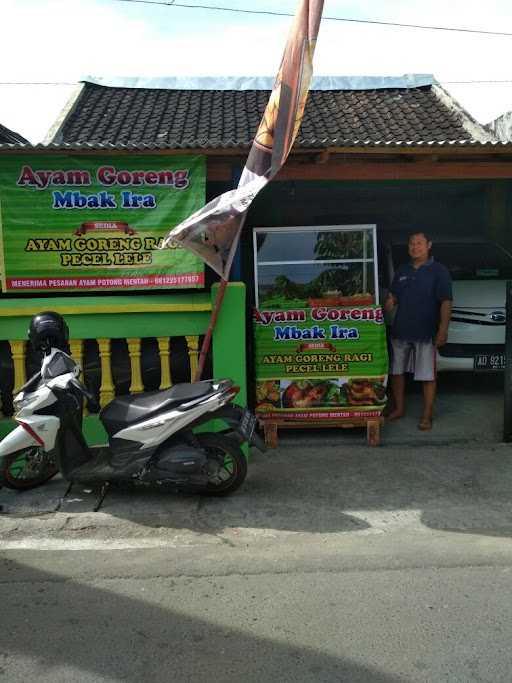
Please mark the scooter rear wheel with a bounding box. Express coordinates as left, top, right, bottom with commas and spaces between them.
198, 433, 247, 497
1, 448, 59, 490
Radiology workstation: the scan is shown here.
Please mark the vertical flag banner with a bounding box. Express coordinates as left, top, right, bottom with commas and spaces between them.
162, 0, 324, 278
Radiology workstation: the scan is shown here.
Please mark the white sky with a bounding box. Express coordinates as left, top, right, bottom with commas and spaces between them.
1, 0, 511, 143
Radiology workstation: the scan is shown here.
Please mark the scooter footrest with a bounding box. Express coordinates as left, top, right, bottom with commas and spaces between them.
71, 449, 115, 483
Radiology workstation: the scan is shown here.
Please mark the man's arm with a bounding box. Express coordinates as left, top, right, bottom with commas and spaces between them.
384, 292, 397, 313
385, 269, 401, 312
435, 299, 452, 347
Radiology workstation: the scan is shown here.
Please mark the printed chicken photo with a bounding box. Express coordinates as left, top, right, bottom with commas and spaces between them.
282, 382, 327, 408
345, 378, 387, 406
256, 380, 281, 410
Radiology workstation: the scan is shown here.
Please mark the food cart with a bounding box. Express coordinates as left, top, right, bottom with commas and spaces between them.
253, 224, 388, 446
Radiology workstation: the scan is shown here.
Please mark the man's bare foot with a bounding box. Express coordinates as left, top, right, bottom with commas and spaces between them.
418, 416, 433, 431
387, 410, 404, 421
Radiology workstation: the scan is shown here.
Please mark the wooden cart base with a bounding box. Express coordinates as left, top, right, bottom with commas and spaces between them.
260, 416, 383, 449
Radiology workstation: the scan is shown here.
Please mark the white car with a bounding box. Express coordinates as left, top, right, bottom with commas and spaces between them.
381, 240, 512, 372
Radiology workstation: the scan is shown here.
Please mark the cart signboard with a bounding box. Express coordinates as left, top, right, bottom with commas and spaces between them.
0, 154, 205, 292
253, 225, 388, 420
254, 304, 387, 419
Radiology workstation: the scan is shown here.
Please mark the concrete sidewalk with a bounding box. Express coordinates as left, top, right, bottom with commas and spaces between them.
2, 432, 512, 550
383, 371, 504, 444
1, 371, 509, 547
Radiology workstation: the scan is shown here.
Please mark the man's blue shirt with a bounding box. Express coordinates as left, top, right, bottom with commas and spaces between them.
390, 258, 452, 342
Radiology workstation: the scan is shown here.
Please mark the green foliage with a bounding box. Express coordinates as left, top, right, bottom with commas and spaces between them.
314, 231, 363, 260
259, 267, 364, 308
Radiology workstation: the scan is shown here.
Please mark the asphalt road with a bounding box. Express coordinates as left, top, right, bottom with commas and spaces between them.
2, 409, 512, 682
2, 533, 512, 682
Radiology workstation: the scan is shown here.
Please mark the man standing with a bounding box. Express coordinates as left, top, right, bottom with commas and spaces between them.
385, 232, 452, 430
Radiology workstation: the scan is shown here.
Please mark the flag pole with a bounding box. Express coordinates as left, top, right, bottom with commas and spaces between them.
194, 205, 248, 382
194, 276, 228, 381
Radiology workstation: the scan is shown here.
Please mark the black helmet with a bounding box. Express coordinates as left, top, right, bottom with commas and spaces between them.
28, 311, 69, 352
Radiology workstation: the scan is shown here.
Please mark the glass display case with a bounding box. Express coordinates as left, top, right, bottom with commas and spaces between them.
253, 225, 379, 309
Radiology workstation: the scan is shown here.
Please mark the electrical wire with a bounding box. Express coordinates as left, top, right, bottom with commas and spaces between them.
111, 0, 512, 38
444, 80, 512, 84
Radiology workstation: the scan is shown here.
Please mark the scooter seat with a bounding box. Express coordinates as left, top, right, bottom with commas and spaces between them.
100, 382, 213, 436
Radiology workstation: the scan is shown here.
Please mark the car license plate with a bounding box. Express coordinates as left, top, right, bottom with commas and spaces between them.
473, 353, 506, 370
238, 409, 257, 440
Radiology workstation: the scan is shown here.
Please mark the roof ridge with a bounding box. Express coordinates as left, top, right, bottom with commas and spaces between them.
487, 111, 512, 142
431, 83, 497, 143
82, 74, 436, 92
45, 83, 86, 144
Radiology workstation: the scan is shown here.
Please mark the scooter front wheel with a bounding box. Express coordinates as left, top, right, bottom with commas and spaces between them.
1, 448, 59, 490
198, 433, 247, 497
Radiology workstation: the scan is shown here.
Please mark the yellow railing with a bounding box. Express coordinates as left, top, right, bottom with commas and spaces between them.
0, 286, 247, 444
3, 334, 201, 415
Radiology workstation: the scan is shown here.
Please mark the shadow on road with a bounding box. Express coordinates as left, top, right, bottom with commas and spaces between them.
0, 559, 404, 683
4, 439, 512, 541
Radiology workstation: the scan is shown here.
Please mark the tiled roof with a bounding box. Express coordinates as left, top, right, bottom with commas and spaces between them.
48, 81, 493, 150
4, 139, 509, 152
0, 123, 29, 144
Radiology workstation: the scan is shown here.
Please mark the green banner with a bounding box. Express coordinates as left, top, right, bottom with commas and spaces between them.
0, 154, 205, 292
254, 305, 388, 420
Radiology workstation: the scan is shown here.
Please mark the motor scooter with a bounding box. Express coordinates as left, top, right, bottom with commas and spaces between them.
0, 345, 264, 507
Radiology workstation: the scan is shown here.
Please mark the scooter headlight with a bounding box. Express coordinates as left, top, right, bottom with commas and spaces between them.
13, 394, 39, 412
